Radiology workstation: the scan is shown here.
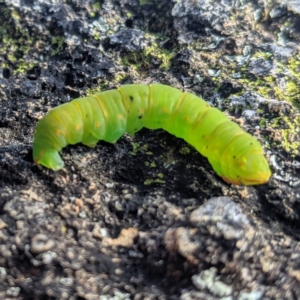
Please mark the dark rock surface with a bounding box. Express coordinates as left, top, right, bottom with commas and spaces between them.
0, 0, 300, 299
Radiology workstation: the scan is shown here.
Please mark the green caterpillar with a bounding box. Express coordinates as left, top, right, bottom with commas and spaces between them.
33, 84, 271, 185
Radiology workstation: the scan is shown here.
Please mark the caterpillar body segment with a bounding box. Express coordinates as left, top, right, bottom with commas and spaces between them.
33, 84, 271, 185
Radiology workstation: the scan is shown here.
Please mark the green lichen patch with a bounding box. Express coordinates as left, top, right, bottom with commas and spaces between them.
50, 36, 66, 56
270, 111, 300, 156
119, 34, 175, 72
179, 146, 191, 155
0, 9, 37, 74
91, 1, 101, 11
230, 52, 300, 110
179, 43, 300, 110
143, 178, 166, 185
0, 6, 66, 75
139, 0, 151, 5
129, 142, 149, 156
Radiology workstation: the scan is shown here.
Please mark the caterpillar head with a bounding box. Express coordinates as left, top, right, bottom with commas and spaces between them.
221, 136, 271, 186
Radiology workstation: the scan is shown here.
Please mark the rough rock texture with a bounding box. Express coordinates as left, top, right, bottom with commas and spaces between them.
0, 0, 300, 299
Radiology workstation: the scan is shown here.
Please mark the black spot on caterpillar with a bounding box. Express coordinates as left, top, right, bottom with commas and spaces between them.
33, 84, 271, 185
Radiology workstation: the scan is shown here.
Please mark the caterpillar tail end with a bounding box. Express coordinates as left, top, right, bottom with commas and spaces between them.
34, 149, 64, 171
